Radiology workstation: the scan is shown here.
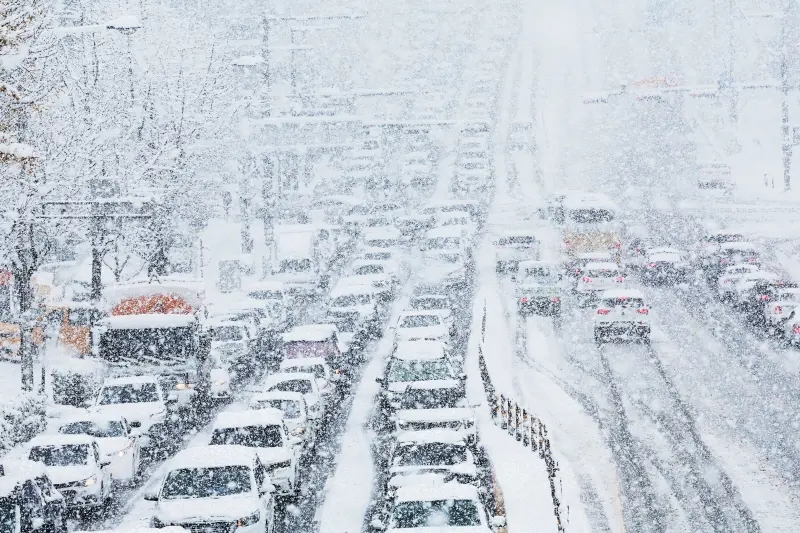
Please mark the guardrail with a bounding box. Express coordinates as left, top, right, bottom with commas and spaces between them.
477, 302, 567, 532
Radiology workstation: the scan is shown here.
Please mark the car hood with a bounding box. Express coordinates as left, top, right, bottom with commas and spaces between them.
254, 447, 292, 466
390, 461, 477, 477
46, 465, 96, 486
391, 527, 490, 533
329, 304, 374, 317
93, 402, 164, 421
156, 495, 260, 524
96, 437, 132, 457
388, 379, 461, 393
396, 326, 446, 340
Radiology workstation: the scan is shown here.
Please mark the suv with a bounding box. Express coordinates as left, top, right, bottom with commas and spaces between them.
0, 459, 65, 533
92, 375, 168, 449
593, 290, 651, 344
146, 445, 276, 533
514, 261, 563, 316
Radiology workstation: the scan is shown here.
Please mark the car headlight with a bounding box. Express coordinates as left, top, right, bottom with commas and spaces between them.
237, 511, 260, 527
116, 441, 133, 457
83, 475, 97, 487
291, 426, 306, 436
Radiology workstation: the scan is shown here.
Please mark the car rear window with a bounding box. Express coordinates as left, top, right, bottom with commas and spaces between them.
588, 270, 618, 278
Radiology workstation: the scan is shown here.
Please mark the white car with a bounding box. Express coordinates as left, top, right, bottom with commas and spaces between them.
393, 408, 477, 446
262, 372, 326, 424
408, 294, 454, 334
437, 213, 478, 246
492, 231, 540, 273
422, 227, 470, 259
279, 357, 336, 397
593, 289, 651, 344
370, 481, 503, 532
245, 280, 292, 321
716, 264, 761, 301
250, 391, 314, 450
381, 341, 461, 410
349, 260, 399, 290
209, 410, 299, 497
27, 434, 112, 509
208, 317, 253, 370
362, 227, 404, 250
455, 157, 493, 191
729, 271, 780, 307
575, 262, 625, 304
396, 311, 450, 343
92, 375, 168, 445
698, 230, 746, 259
357, 248, 409, 282
764, 286, 800, 329
54, 412, 141, 482
146, 445, 276, 533
388, 430, 478, 489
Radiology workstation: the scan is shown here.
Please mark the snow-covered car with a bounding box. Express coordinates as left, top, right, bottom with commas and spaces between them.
388, 430, 478, 489
492, 231, 540, 273
343, 204, 377, 228
395, 214, 436, 240
362, 227, 404, 250
309, 195, 361, 224
262, 372, 326, 424
370, 481, 503, 532
282, 324, 347, 363
392, 408, 477, 445
437, 213, 478, 247
420, 201, 486, 225
209, 410, 299, 497
279, 357, 336, 397
0, 458, 66, 533
54, 413, 141, 482
698, 230, 746, 261
27, 434, 112, 509
208, 317, 253, 374
146, 445, 276, 533
515, 260, 563, 316
729, 271, 780, 308
640, 248, 691, 285
454, 157, 493, 191
422, 227, 470, 258
408, 295, 454, 333
574, 262, 624, 305
250, 391, 314, 451
245, 280, 292, 323
716, 264, 761, 301
708, 242, 761, 279
396, 311, 450, 343
564, 251, 615, 278
373, 202, 407, 219
402, 153, 434, 188
329, 280, 381, 320
593, 289, 651, 344
760, 284, 800, 330
349, 260, 399, 290
92, 375, 168, 445
356, 248, 409, 282
379, 342, 462, 411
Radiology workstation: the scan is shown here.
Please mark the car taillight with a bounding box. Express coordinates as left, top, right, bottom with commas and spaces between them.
723, 279, 729, 284
748, 257, 757, 263
775, 306, 782, 314
759, 295, 770, 301
551, 297, 559, 303
615, 276, 624, 282
574, 268, 581, 274
520, 297, 528, 303
720, 259, 729, 264
582, 276, 591, 282
596, 309, 610, 315
647, 263, 657, 268
637, 308, 648, 315
793, 325, 800, 335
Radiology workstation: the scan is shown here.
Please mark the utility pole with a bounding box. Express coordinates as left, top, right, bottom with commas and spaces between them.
779, 0, 792, 190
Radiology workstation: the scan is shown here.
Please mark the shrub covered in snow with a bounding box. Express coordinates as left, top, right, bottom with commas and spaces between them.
0, 393, 47, 456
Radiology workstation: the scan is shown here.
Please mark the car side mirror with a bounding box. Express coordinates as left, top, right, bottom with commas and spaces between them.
259, 481, 276, 495
144, 491, 159, 502
491, 516, 506, 528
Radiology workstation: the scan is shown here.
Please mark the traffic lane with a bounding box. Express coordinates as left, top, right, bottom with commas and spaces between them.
644, 284, 800, 487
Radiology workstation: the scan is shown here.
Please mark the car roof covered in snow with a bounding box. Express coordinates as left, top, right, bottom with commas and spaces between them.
395, 408, 474, 423
362, 227, 402, 239
282, 324, 337, 342
263, 372, 317, 388
0, 459, 50, 497
55, 410, 127, 426
395, 480, 481, 503
584, 262, 620, 271
518, 260, 557, 270
250, 391, 306, 405
28, 433, 96, 447
399, 310, 444, 320
438, 212, 472, 222
280, 357, 327, 369
648, 252, 684, 262
393, 341, 447, 361
425, 226, 466, 239
351, 259, 388, 270
330, 281, 379, 297
599, 289, 645, 300
101, 374, 160, 387
396, 429, 469, 445
246, 280, 286, 292
212, 409, 285, 430
169, 445, 258, 470
100, 314, 197, 330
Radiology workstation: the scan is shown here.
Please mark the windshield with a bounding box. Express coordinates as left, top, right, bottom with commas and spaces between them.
284, 340, 336, 359
59, 420, 125, 438
277, 259, 312, 273
29, 445, 88, 466
396, 443, 468, 466
212, 326, 242, 342
423, 237, 461, 250
602, 298, 644, 308
569, 208, 614, 223
254, 399, 302, 419
400, 315, 441, 328
210, 425, 283, 448
498, 236, 536, 246
587, 270, 618, 278
400, 387, 463, 409
269, 379, 312, 394
353, 264, 384, 275
392, 499, 481, 528
410, 297, 448, 310
331, 294, 372, 307
161, 466, 252, 499
247, 290, 283, 301
706, 234, 744, 243
365, 239, 397, 248
363, 252, 391, 260
98, 383, 159, 405
387, 360, 453, 382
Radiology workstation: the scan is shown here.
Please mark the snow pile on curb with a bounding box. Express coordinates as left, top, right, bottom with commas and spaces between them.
0, 393, 46, 456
